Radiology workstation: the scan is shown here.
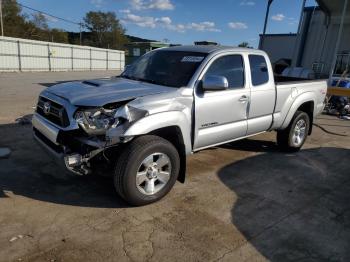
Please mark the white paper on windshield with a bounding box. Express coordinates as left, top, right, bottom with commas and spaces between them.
181, 56, 204, 62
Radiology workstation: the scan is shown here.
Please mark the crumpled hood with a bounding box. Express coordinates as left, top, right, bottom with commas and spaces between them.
45, 77, 175, 107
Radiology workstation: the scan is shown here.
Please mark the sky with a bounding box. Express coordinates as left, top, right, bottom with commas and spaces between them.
17, 0, 318, 47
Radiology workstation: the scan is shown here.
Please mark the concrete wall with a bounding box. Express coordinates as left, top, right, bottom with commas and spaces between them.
260, 34, 297, 64
0, 36, 125, 72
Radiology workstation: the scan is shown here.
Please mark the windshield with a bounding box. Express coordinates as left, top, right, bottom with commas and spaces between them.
121, 50, 207, 87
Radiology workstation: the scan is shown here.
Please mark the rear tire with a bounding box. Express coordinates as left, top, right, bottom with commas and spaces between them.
277, 111, 310, 152
114, 135, 180, 206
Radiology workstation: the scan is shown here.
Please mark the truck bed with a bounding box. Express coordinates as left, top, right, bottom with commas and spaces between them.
271, 76, 328, 130
274, 74, 327, 83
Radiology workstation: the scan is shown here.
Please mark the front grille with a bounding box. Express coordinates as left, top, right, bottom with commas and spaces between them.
36, 96, 70, 127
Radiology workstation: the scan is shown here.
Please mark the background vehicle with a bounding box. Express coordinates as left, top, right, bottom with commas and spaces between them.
32, 45, 327, 205
325, 52, 350, 119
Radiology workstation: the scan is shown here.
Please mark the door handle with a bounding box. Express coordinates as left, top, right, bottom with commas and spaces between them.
238, 95, 249, 102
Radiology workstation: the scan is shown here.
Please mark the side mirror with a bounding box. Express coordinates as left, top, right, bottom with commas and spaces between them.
202, 75, 229, 91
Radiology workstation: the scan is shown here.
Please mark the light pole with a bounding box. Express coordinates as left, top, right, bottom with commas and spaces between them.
259, 0, 273, 50
0, 0, 4, 37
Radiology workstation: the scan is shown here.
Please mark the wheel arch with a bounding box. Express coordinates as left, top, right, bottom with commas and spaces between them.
148, 126, 187, 183
280, 92, 315, 134
123, 112, 191, 183
297, 101, 314, 135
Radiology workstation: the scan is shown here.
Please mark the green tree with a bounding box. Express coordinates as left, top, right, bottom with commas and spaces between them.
50, 29, 68, 43
2, 0, 27, 37
83, 11, 128, 49
26, 13, 50, 41
31, 13, 48, 31
1, 0, 69, 43
238, 42, 250, 48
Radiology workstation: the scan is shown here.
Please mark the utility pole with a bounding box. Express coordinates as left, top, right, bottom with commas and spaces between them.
79, 23, 82, 45
0, 0, 4, 37
259, 0, 273, 50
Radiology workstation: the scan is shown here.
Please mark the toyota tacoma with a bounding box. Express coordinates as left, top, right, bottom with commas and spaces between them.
32, 45, 327, 205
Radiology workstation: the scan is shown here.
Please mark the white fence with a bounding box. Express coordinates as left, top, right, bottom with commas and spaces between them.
0, 36, 125, 72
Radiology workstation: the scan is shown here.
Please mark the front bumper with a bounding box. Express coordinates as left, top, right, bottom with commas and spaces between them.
32, 113, 95, 175
32, 114, 60, 145
33, 128, 67, 170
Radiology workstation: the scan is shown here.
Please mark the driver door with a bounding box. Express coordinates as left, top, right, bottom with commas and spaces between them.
193, 54, 250, 150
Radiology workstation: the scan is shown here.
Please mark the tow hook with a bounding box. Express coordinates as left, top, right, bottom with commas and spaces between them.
64, 154, 91, 176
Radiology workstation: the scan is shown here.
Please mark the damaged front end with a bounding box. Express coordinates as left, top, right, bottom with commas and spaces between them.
74, 103, 148, 138
33, 98, 149, 176
64, 103, 148, 175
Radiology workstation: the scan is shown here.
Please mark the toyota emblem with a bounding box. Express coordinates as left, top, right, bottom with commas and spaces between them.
43, 102, 51, 115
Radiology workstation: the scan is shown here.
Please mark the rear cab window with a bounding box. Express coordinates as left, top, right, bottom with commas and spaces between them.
249, 55, 269, 86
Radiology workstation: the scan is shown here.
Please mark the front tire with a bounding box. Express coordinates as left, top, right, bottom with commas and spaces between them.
277, 111, 310, 152
114, 135, 180, 206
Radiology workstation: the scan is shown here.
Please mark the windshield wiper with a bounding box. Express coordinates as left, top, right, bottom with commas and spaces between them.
137, 78, 159, 85
120, 75, 172, 87
119, 75, 140, 81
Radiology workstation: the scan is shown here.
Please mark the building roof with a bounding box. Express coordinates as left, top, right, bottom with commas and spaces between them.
259, 33, 297, 37
316, 0, 350, 15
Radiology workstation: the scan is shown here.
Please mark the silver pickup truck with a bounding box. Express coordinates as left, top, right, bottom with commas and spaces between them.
32, 45, 327, 205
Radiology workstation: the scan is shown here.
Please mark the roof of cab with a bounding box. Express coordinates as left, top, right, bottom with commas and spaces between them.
159, 45, 265, 55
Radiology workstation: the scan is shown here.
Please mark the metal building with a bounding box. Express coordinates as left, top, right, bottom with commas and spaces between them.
258, 33, 297, 63
125, 42, 169, 65
259, 0, 349, 79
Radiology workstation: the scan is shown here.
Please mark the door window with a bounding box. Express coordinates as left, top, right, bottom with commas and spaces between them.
204, 55, 245, 89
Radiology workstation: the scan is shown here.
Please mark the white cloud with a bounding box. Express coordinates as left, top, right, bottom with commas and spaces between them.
121, 12, 220, 33
130, 0, 174, 10
155, 16, 172, 25
122, 13, 157, 28
228, 22, 248, 29
119, 9, 131, 14
90, 0, 104, 8
148, 0, 174, 10
187, 21, 221, 32
130, 0, 144, 10
165, 23, 186, 33
271, 13, 285, 21
240, 0, 255, 6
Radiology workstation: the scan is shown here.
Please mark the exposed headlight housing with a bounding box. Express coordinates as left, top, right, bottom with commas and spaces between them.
75, 108, 117, 135
75, 105, 148, 136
